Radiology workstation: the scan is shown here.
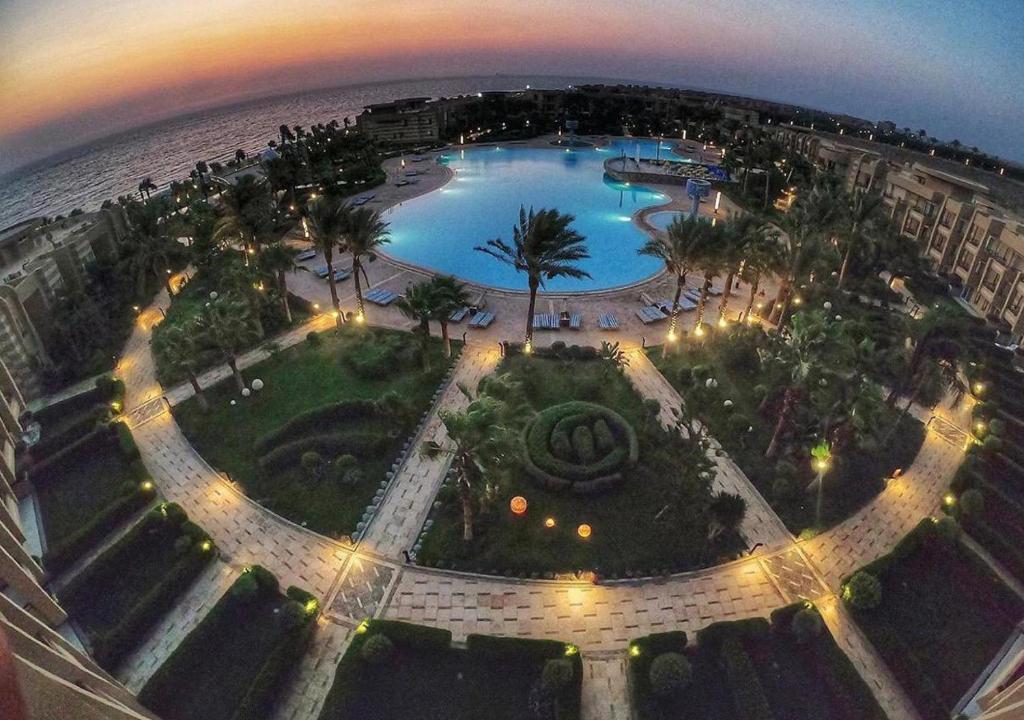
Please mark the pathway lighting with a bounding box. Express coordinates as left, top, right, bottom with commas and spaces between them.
544, 517, 556, 529
577, 524, 592, 539
510, 496, 528, 515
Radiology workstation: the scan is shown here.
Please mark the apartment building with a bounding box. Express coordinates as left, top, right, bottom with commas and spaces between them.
0, 207, 128, 400
355, 97, 440, 145
0, 362, 154, 720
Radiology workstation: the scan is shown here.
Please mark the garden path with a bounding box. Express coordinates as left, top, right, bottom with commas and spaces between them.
112, 284, 974, 720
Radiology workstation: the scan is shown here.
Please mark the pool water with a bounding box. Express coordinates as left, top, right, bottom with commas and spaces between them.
602, 138, 687, 162
384, 146, 668, 291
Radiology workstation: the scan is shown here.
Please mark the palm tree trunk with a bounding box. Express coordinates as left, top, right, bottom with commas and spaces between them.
460, 484, 474, 542
353, 257, 365, 319
770, 278, 791, 325
696, 273, 712, 328
765, 386, 797, 458
525, 277, 539, 347
718, 271, 735, 323
663, 275, 685, 359
227, 356, 245, 393
188, 371, 209, 411
837, 244, 853, 289
763, 171, 772, 210
278, 271, 292, 324
742, 276, 760, 321
420, 319, 431, 371
325, 249, 343, 329
440, 319, 451, 358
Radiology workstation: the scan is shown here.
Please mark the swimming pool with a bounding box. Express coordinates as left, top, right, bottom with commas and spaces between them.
384, 146, 669, 291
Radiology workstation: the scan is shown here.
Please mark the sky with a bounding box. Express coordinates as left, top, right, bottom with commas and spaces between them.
1, 0, 1022, 173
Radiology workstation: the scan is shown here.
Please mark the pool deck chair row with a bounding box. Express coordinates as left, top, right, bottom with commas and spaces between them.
469, 311, 495, 328
635, 306, 668, 324
598, 313, 620, 330
533, 312, 583, 330
365, 288, 398, 306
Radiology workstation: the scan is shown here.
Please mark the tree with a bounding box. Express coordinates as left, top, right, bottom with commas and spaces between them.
476, 206, 590, 349
234, 148, 246, 164
194, 161, 209, 199
649, 653, 692, 697
341, 206, 390, 320
194, 295, 262, 393
738, 227, 785, 322
844, 571, 882, 609
152, 323, 211, 411
692, 223, 729, 330
137, 177, 157, 202
212, 176, 274, 255
258, 242, 302, 323
305, 194, 348, 328
395, 280, 439, 371
427, 275, 469, 358
124, 200, 178, 297
638, 214, 708, 353
836, 188, 885, 288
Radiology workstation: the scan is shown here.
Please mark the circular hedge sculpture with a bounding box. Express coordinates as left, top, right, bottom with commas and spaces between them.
523, 401, 639, 494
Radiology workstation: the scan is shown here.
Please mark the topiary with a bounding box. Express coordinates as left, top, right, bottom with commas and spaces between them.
541, 658, 575, 692
231, 573, 259, 603
249, 565, 279, 593
648, 652, 692, 697
279, 600, 307, 629
791, 607, 824, 643
593, 418, 615, 454
934, 516, 960, 544
676, 367, 694, 387
959, 488, 984, 517
334, 454, 357, 470
844, 571, 882, 610
300, 450, 323, 479
164, 503, 188, 526
643, 398, 661, 417
361, 633, 394, 665
306, 331, 321, 346
710, 492, 747, 533
551, 429, 573, 461
173, 536, 193, 555
571, 425, 597, 464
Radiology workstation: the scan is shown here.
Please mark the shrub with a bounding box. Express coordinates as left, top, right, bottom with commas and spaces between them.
174, 536, 193, 555
676, 367, 694, 387
360, 633, 394, 665
258, 432, 390, 471
115, 422, 140, 459
231, 573, 260, 603
306, 331, 321, 346
791, 607, 824, 643
334, 454, 357, 469
164, 503, 188, 526
721, 636, 773, 720
844, 571, 882, 610
551, 429, 573, 460
249, 565, 279, 594
253, 399, 381, 453
710, 492, 747, 532
959, 488, 984, 516
571, 425, 596, 463
301, 450, 323, 478
592, 418, 615, 453
725, 413, 752, 439
541, 658, 575, 691
648, 652, 691, 697
934, 516, 960, 544
643, 398, 661, 417
772, 473, 800, 501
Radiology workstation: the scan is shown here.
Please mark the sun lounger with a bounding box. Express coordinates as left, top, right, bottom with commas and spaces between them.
635, 306, 667, 324
639, 291, 659, 307
331, 269, 350, 282
569, 313, 582, 330
664, 297, 697, 312
469, 311, 495, 328
533, 313, 559, 330
598, 313, 619, 330
449, 306, 470, 323
295, 249, 317, 261
366, 288, 398, 306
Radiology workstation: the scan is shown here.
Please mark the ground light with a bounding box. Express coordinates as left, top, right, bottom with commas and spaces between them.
943, 493, 957, 509
510, 496, 528, 515
811, 442, 832, 528
577, 524, 592, 539
628, 644, 641, 657
544, 517, 556, 529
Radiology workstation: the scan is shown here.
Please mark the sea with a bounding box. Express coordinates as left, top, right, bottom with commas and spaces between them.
0, 75, 632, 231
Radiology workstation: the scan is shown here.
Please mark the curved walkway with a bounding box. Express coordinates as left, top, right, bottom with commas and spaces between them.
111, 283, 971, 720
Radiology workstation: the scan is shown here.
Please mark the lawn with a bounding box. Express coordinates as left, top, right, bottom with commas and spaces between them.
318, 620, 582, 720
60, 503, 215, 670
845, 520, 1024, 719
33, 424, 155, 571
418, 351, 734, 578
650, 325, 926, 534
174, 326, 452, 537
629, 606, 886, 720
139, 567, 316, 720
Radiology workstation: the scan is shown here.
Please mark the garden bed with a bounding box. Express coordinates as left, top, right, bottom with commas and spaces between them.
174, 326, 453, 537
630, 605, 885, 720
417, 350, 736, 578
60, 503, 215, 670
139, 566, 317, 720
843, 519, 1024, 719
26, 376, 124, 463
33, 422, 156, 572
317, 620, 582, 720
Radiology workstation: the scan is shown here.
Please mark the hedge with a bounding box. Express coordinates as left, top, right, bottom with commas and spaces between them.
522, 401, 639, 493
258, 431, 392, 471
61, 506, 216, 669
253, 399, 381, 454
139, 566, 316, 720
627, 630, 689, 717
29, 407, 109, 462
721, 636, 775, 720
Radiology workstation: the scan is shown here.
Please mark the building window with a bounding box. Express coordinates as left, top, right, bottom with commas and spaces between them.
1008, 289, 1023, 314
904, 217, 920, 235
958, 250, 974, 270
982, 267, 1000, 291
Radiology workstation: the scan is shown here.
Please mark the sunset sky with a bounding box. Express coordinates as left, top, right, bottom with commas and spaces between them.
1, 0, 1022, 173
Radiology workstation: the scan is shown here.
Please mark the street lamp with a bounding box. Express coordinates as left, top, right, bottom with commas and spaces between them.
810, 442, 832, 528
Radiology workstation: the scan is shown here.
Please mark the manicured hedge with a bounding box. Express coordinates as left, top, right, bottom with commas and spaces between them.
139, 566, 316, 720
253, 398, 381, 454
522, 401, 639, 493
60, 504, 216, 669
29, 408, 109, 462
721, 636, 774, 720
258, 431, 391, 471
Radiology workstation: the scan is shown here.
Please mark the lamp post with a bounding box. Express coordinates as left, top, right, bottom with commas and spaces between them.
810, 442, 832, 529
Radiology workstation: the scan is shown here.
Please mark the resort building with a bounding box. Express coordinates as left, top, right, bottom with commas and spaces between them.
0, 363, 153, 720
356, 97, 440, 145
0, 208, 128, 400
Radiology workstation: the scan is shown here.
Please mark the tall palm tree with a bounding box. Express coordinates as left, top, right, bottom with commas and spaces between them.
428, 275, 469, 358
341, 206, 390, 320
717, 214, 765, 323
194, 295, 262, 393
152, 323, 211, 411
305, 194, 347, 328
638, 215, 708, 354
837, 188, 885, 289
212, 176, 273, 255
125, 201, 176, 297
476, 206, 590, 350
395, 281, 438, 370
259, 242, 302, 323
693, 222, 729, 331
738, 228, 785, 322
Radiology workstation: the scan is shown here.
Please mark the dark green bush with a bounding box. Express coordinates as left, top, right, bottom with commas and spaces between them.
306, 331, 321, 346
248, 565, 279, 593
959, 488, 984, 516
843, 571, 882, 610
592, 418, 615, 453
253, 399, 381, 453
721, 636, 774, 720
791, 607, 824, 643
542, 658, 575, 691
231, 574, 260, 602
648, 652, 692, 697
571, 425, 596, 463
164, 503, 188, 526
258, 432, 390, 471
551, 429, 573, 460
361, 634, 395, 664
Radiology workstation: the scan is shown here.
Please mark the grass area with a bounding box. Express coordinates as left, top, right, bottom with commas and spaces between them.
845, 520, 1024, 719
174, 326, 452, 537
139, 567, 316, 720
650, 326, 926, 534
630, 605, 885, 720
418, 353, 735, 578
60, 504, 215, 670
318, 620, 582, 720
33, 424, 155, 571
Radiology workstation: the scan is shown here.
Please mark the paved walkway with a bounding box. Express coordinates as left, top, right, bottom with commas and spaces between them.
109, 276, 974, 719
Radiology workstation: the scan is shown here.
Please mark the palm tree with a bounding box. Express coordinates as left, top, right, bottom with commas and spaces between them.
428, 276, 469, 358
305, 194, 347, 328
194, 162, 209, 199
341, 206, 390, 320
152, 323, 211, 411
194, 295, 262, 393
885, 308, 966, 410
259, 242, 302, 323
125, 201, 177, 297
718, 214, 765, 323
638, 215, 707, 354
234, 148, 246, 165
691, 222, 729, 331
395, 281, 438, 371
212, 176, 273, 255
476, 206, 590, 350
137, 177, 157, 202
837, 188, 885, 289
738, 228, 785, 322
